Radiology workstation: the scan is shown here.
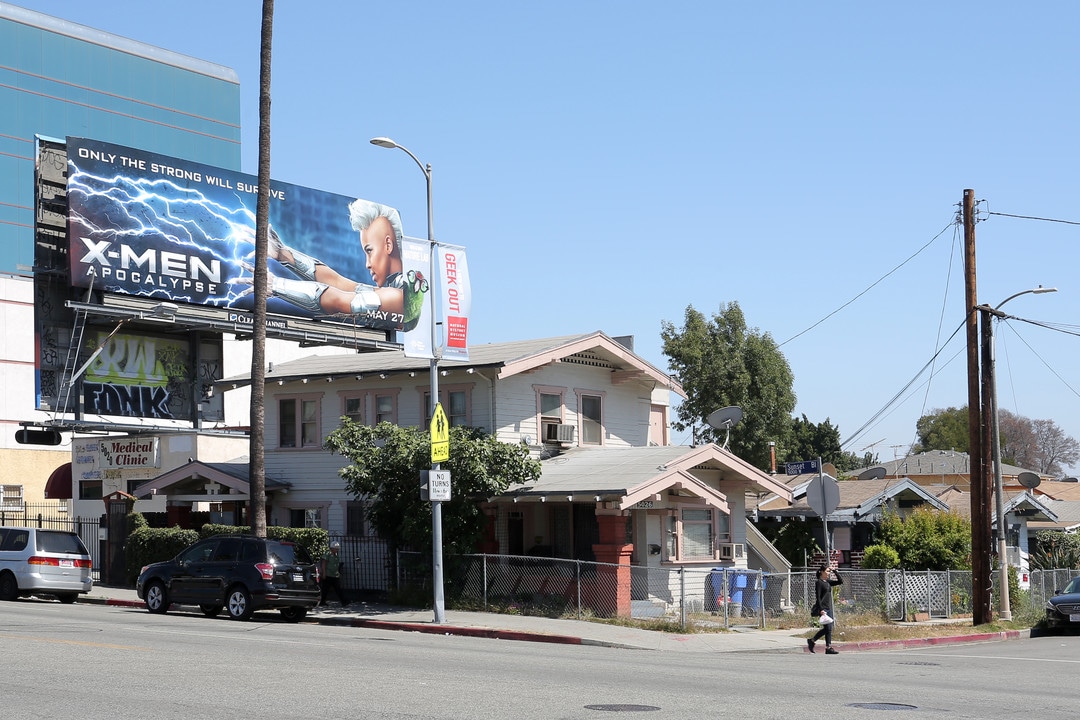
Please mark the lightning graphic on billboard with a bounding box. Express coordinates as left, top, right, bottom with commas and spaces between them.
65, 137, 418, 332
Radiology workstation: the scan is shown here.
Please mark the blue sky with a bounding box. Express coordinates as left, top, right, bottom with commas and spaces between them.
26, 1, 1080, 469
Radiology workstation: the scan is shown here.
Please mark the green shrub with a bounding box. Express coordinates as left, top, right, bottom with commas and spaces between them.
860, 544, 900, 569
124, 526, 200, 586
197, 524, 328, 561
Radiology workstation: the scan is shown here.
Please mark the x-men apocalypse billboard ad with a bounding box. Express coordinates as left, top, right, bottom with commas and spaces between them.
65, 137, 458, 340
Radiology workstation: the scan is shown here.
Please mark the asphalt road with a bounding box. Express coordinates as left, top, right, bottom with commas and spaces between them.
2, 599, 1077, 719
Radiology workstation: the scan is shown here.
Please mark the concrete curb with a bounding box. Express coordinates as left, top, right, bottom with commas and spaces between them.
807, 628, 1031, 653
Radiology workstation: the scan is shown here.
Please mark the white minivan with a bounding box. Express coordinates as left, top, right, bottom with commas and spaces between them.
0, 526, 93, 603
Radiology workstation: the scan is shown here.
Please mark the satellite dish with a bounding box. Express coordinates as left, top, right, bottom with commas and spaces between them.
1018, 471, 1041, 489
705, 406, 743, 450
822, 462, 837, 478
858, 466, 888, 481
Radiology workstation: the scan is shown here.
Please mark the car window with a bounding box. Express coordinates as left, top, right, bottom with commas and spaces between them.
211, 538, 242, 562
36, 531, 89, 555
180, 540, 217, 563
240, 538, 265, 563
2, 530, 29, 552
266, 541, 312, 565
1066, 577, 1080, 594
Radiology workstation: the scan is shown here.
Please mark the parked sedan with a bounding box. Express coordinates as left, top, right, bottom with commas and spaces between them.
136, 536, 321, 621
1044, 576, 1080, 628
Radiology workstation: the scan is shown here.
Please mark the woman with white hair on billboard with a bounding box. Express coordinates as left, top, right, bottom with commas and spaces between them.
243, 199, 426, 330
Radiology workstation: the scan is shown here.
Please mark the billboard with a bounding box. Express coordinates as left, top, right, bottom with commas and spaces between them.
65, 137, 428, 334
81, 330, 223, 422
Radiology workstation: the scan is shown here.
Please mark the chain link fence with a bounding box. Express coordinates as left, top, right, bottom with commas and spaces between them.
395, 553, 1080, 630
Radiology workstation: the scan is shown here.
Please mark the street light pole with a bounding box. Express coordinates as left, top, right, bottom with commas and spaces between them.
370, 136, 445, 624
978, 285, 1056, 622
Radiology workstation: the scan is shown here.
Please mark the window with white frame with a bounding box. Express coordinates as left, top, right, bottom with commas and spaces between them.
279, 394, 321, 448
535, 386, 565, 443
666, 507, 730, 561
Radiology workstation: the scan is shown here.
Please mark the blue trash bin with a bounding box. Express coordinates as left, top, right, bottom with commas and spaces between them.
728, 572, 748, 616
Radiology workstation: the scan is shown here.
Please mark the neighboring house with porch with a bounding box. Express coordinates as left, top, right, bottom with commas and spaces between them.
489, 444, 794, 615
753, 475, 949, 568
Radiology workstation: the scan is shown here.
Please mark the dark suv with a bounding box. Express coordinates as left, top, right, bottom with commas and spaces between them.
136, 536, 321, 622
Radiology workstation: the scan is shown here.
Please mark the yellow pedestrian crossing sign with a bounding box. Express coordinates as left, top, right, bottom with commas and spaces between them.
430, 402, 449, 463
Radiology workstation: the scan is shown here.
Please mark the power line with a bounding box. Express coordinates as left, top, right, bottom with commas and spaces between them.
987, 211, 1080, 226
778, 219, 956, 347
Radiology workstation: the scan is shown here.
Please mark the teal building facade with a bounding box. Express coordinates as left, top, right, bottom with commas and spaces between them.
0, 3, 241, 275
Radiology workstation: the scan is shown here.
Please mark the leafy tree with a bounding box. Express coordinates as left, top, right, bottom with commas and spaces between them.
661, 303, 795, 470
785, 415, 867, 474
324, 421, 541, 555
919, 407, 1078, 477
913, 406, 969, 454
873, 507, 971, 570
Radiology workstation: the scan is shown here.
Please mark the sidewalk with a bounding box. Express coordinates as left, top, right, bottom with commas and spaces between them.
81, 585, 1029, 654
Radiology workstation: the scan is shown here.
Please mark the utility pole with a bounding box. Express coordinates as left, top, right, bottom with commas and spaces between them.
963, 189, 991, 625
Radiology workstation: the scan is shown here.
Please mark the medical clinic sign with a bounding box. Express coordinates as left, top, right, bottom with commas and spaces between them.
98, 437, 159, 469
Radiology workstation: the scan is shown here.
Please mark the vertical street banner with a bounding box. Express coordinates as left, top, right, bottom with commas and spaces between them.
401, 241, 472, 361
439, 243, 471, 362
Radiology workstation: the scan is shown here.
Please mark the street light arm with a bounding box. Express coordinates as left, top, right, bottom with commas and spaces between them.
994, 286, 1057, 311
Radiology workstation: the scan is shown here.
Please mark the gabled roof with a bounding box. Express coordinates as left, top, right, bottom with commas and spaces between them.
757, 477, 947, 519
134, 460, 290, 498
497, 444, 792, 510
221, 331, 685, 397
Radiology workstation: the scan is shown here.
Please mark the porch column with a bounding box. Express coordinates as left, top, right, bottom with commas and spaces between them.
592, 514, 633, 618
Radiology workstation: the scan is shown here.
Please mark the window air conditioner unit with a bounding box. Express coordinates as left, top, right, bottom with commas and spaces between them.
719, 542, 744, 561
545, 423, 575, 443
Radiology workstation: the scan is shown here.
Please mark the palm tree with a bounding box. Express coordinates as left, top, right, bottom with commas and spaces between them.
249, 0, 274, 537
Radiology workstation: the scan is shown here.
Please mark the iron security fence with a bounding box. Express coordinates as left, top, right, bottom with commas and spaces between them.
329, 535, 391, 599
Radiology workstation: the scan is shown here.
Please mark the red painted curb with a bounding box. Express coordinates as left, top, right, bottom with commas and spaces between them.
343, 619, 584, 645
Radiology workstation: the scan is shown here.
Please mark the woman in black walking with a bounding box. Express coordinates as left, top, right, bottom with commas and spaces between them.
808, 564, 842, 654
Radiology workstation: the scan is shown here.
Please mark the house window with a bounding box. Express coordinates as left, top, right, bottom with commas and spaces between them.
79, 480, 103, 500
374, 393, 396, 424
346, 501, 367, 536
289, 508, 322, 528
534, 386, 566, 443
447, 390, 467, 426
423, 386, 473, 427
666, 507, 723, 561
279, 395, 321, 448
342, 395, 364, 424
580, 394, 603, 445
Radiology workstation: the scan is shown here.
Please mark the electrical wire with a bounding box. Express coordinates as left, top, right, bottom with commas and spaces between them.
987, 211, 1080, 226
778, 219, 957, 347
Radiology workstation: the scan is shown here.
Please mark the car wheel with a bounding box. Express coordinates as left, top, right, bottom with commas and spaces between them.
0, 572, 17, 601
200, 604, 223, 617
144, 580, 169, 614
279, 607, 307, 623
55, 593, 78, 604
226, 585, 253, 621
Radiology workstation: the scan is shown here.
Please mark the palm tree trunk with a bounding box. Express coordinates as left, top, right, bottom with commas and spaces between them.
249, 0, 274, 537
